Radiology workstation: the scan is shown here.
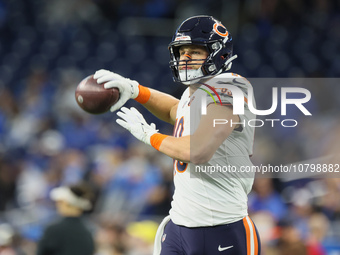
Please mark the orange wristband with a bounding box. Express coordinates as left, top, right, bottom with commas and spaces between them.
150, 133, 169, 151
134, 85, 151, 104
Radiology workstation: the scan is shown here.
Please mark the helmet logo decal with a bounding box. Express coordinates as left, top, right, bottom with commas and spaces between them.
213, 23, 229, 37
175, 35, 191, 41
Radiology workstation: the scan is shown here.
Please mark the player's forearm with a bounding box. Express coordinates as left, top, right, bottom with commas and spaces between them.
154, 134, 213, 164
154, 135, 190, 162
135, 87, 178, 124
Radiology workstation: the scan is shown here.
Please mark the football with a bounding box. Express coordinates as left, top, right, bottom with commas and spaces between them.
75, 75, 120, 114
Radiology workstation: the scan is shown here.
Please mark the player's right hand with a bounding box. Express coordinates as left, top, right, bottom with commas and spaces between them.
94, 69, 140, 112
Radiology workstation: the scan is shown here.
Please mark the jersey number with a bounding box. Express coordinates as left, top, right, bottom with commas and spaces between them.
174, 117, 188, 173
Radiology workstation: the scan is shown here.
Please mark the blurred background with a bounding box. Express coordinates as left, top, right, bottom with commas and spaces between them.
0, 0, 339, 254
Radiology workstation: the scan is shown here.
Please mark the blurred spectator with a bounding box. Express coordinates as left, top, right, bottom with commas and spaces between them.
306, 212, 328, 255
95, 220, 126, 255
0, 223, 24, 255
286, 188, 314, 240
36, 182, 95, 255
319, 178, 340, 220
139, 154, 173, 217
248, 178, 287, 221
250, 211, 278, 255
125, 220, 158, 255
275, 218, 308, 255
97, 144, 162, 218
0, 157, 19, 211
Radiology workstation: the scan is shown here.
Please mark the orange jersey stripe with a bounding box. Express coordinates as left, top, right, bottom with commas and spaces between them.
249, 218, 258, 255
243, 217, 251, 255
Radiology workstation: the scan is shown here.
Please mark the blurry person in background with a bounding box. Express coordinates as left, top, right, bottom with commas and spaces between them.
95, 220, 126, 255
306, 212, 328, 255
36, 182, 95, 255
125, 220, 158, 255
248, 178, 287, 222
0, 223, 25, 255
276, 218, 307, 255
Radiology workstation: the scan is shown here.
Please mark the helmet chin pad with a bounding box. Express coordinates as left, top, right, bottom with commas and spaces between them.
178, 69, 205, 85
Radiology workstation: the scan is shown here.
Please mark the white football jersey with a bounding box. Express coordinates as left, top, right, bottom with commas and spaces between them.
169, 73, 256, 227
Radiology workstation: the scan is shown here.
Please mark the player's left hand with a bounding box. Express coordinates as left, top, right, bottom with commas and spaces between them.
94, 69, 139, 112
116, 107, 158, 146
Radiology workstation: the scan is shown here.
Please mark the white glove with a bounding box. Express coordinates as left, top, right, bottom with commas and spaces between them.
93, 69, 140, 112
116, 107, 158, 145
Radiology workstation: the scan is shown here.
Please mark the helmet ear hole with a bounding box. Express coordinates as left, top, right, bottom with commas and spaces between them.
221, 52, 230, 60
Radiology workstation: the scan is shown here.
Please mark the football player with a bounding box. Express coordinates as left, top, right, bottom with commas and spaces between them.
94, 15, 261, 255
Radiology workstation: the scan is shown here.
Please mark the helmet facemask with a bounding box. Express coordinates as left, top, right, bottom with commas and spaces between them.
169, 44, 208, 85
169, 41, 236, 85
